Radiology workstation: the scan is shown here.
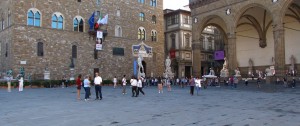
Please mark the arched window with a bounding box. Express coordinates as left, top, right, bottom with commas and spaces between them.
73, 16, 84, 32
52, 13, 64, 29
151, 30, 157, 42
152, 15, 156, 24
72, 45, 77, 58
139, 12, 145, 21
150, 0, 157, 7
27, 11, 34, 26
115, 25, 122, 37
37, 42, 44, 56
138, 27, 146, 40
34, 12, 41, 26
27, 8, 41, 27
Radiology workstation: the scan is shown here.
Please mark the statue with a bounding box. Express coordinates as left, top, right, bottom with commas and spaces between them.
19, 67, 25, 78
290, 55, 296, 76
209, 68, 215, 76
6, 69, 13, 77
165, 56, 171, 68
163, 56, 174, 79
248, 58, 254, 76
137, 54, 144, 73
220, 57, 229, 77
234, 67, 241, 77
222, 57, 227, 71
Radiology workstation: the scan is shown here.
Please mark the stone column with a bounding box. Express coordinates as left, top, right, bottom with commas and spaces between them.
192, 39, 202, 77
273, 25, 285, 76
227, 33, 237, 72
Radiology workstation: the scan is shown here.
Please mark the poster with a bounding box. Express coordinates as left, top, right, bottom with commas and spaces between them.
96, 38, 102, 50
97, 31, 103, 38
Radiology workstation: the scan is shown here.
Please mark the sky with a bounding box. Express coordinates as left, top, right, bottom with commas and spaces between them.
163, 0, 190, 10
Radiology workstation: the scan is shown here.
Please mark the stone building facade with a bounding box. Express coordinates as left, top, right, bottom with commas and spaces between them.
0, 0, 164, 80
164, 9, 225, 78
189, 0, 300, 77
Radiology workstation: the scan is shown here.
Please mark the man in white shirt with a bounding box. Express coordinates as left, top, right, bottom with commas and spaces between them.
94, 73, 103, 100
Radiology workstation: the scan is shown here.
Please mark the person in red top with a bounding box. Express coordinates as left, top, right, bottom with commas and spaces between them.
76, 74, 82, 100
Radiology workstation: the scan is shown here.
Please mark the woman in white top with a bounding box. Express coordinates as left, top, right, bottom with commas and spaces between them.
195, 77, 201, 96
137, 77, 145, 96
122, 75, 127, 94
83, 76, 91, 101
113, 76, 117, 88
18, 77, 24, 92
130, 76, 138, 97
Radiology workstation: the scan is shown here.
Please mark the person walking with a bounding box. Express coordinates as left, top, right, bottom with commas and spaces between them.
83, 76, 91, 101
166, 78, 172, 91
94, 73, 103, 100
189, 76, 195, 96
195, 77, 201, 96
18, 77, 24, 92
122, 75, 127, 94
76, 74, 82, 100
233, 76, 238, 88
113, 76, 117, 88
257, 77, 261, 88
292, 77, 296, 88
157, 77, 163, 93
137, 77, 145, 96
130, 76, 138, 97
245, 78, 248, 86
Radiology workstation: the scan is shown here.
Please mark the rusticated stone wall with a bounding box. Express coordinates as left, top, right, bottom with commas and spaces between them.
0, 0, 164, 80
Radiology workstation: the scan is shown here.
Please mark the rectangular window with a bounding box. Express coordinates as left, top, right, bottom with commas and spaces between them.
72, 45, 77, 58
113, 47, 124, 56
96, 0, 101, 5
37, 42, 44, 56
78, 0, 81, 2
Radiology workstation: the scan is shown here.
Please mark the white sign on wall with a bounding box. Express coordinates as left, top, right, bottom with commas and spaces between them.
20, 61, 27, 65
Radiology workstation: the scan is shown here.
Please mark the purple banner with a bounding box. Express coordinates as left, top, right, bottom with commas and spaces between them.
214, 50, 224, 60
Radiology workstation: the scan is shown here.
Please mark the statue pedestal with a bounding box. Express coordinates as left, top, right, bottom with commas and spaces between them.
138, 72, 145, 78
266, 76, 271, 84
220, 70, 229, 78
44, 71, 50, 80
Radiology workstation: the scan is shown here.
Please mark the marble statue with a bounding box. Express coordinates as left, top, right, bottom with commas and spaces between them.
248, 58, 254, 76
165, 56, 171, 68
234, 67, 241, 77
209, 68, 215, 76
137, 54, 144, 73
220, 57, 229, 77
163, 56, 174, 79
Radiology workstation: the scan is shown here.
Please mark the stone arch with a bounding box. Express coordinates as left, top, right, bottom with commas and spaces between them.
234, 2, 274, 27
194, 14, 230, 41
279, 0, 295, 24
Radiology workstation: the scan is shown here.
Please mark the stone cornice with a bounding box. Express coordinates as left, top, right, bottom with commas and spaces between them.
189, 0, 220, 9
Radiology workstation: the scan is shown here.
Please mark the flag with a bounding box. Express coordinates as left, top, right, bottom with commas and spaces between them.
98, 14, 108, 25
88, 12, 95, 29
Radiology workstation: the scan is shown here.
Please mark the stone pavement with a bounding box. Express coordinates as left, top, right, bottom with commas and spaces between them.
0, 83, 299, 126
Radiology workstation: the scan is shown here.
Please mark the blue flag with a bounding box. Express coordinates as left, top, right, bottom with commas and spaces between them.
88, 12, 95, 29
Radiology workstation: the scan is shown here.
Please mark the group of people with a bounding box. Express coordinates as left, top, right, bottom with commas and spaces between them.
76, 72, 102, 101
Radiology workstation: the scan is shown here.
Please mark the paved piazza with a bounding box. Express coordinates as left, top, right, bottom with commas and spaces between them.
0, 83, 299, 126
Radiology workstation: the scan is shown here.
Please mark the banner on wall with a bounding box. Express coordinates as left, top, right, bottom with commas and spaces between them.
214, 50, 225, 60
96, 31, 103, 50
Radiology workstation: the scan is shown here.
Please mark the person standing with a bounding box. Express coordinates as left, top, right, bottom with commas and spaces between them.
157, 77, 163, 93
292, 77, 296, 88
94, 73, 103, 100
76, 74, 82, 100
83, 76, 91, 101
166, 78, 172, 91
189, 76, 195, 95
113, 76, 117, 89
61, 76, 66, 88
257, 77, 261, 88
233, 76, 238, 88
137, 77, 145, 96
18, 77, 24, 92
245, 78, 248, 86
130, 76, 138, 97
195, 77, 201, 95
122, 75, 127, 94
